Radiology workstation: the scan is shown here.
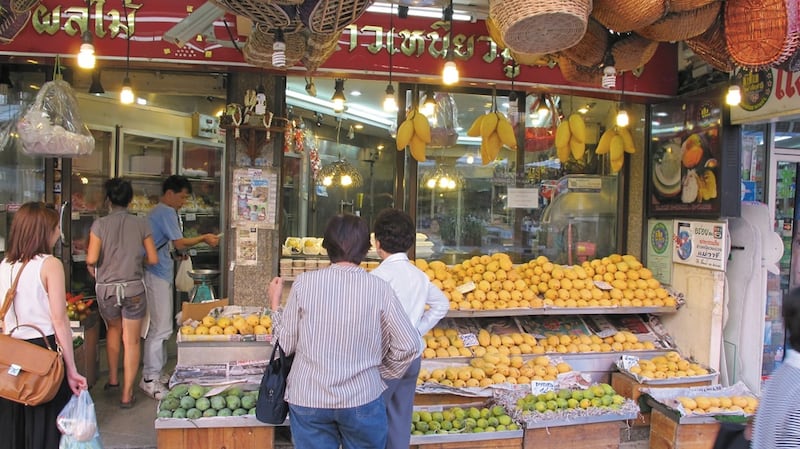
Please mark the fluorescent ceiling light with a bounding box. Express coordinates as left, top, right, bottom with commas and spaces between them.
286, 89, 394, 129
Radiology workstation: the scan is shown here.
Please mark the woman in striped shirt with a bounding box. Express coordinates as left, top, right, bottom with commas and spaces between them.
752, 287, 800, 449
268, 214, 419, 449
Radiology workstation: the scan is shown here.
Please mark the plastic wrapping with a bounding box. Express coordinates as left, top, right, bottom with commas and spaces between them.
17, 79, 94, 157
57, 390, 100, 444
428, 93, 459, 149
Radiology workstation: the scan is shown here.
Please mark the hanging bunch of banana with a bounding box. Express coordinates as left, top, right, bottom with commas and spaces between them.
596, 126, 637, 173
395, 108, 431, 162
466, 110, 517, 165
555, 114, 588, 165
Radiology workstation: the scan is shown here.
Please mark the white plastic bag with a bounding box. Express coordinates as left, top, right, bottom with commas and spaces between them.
57, 390, 100, 444
175, 257, 194, 293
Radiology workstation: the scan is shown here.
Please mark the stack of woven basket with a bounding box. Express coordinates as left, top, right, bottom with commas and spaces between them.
211, 0, 371, 71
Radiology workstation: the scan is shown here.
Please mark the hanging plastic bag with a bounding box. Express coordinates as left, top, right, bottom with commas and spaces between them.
175, 257, 194, 293
57, 390, 103, 448
16, 78, 94, 157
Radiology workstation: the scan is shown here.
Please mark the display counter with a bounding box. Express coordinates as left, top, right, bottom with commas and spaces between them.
156, 416, 280, 449
523, 420, 626, 449
649, 407, 719, 449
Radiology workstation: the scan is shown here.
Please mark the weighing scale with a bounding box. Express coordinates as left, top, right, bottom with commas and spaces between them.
187, 269, 221, 303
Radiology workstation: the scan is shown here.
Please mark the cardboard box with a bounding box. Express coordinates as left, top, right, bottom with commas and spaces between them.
181, 298, 229, 322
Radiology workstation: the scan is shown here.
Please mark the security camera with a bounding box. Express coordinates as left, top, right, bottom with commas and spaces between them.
163, 2, 225, 48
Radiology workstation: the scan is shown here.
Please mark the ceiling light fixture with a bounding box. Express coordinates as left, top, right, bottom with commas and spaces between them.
120, 3, 134, 105
317, 155, 364, 187
601, 52, 616, 89
537, 93, 549, 118
616, 73, 628, 127
441, 0, 459, 85
272, 29, 286, 68
383, 4, 398, 112
88, 68, 104, 95
331, 78, 346, 113
421, 86, 436, 116
726, 70, 741, 106
77, 0, 96, 69
422, 164, 463, 190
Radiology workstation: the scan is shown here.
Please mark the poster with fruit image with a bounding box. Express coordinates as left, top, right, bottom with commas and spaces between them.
648, 98, 723, 217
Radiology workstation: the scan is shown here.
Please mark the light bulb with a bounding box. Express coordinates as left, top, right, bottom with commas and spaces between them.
120, 77, 134, 104
323, 176, 333, 186
447, 179, 456, 189
442, 60, 459, 85
616, 110, 629, 127
466, 155, 474, 164
383, 84, 397, 112
420, 102, 435, 117
726, 85, 741, 106
602, 65, 616, 89
332, 98, 345, 113
77, 42, 95, 69
272, 40, 286, 68
341, 174, 352, 186
426, 178, 436, 189
438, 177, 449, 189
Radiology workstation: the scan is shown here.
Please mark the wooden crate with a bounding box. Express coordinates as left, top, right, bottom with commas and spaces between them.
411, 436, 522, 449
414, 393, 485, 407
611, 372, 712, 425
523, 421, 622, 449
157, 426, 274, 449
649, 408, 720, 449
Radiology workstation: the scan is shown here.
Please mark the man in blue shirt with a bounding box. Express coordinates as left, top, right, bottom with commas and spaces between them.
140, 175, 219, 400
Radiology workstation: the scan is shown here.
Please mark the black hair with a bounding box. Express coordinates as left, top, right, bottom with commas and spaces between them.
373, 208, 414, 254
322, 214, 370, 264
104, 177, 133, 207
784, 287, 800, 349
162, 175, 192, 195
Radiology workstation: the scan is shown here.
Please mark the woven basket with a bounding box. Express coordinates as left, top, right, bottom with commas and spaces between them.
10, 0, 37, 13
726, 0, 800, 70
591, 0, 666, 33
299, 0, 372, 35
667, 0, 720, 13
243, 25, 306, 69
611, 33, 659, 71
636, 2, 720, 42
561, 19, 609, 67
685, 13, 734, 72
557, 55, 603, 85
211, 0, 295, 30
490, 0, 592, 55
486, 16, 507, 50
302, 31, 342, 72
778, 47, 800, 71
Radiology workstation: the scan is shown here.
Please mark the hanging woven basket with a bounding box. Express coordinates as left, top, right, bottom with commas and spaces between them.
591, 0, 666, 33
299, 0, 372, 35
725, 0, 800, 70
636, 2, 720, 42
10, 0, 37, 13
210, 0, 297, 30
489, 0, 592, 55
561, 19, 610, 68
611, 33, 659, 71
667, 0, 720, 13
243, 25, 306, 69
557, 55, 603, 86
685, 13, 735, 72
302, 31, 342, 73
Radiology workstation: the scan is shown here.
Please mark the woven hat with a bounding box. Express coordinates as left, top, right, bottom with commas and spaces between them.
636, 2, 720, 42
490, 0, 592, 55
611, 33, 659, 71
561, 19, 610, 68
243, 25, 306, 69
726, 0, 800, 70
591, 0, 666, 33
685, 13, 735, 72
299, 0, 372, 35
558, 55, 603, 85
302, 31, 341, 73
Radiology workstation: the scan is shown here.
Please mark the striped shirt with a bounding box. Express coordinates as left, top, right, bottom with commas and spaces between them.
272, 263, 419, 409
371, 252, 449, 355
752, 348, 800, 449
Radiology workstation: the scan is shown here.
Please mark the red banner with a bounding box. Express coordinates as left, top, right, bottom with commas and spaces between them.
0, 1, 677, 97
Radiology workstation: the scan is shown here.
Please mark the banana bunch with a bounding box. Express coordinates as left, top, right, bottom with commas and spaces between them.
467, 111, 517, 165
395, 109, 431, 162
555, 114, 587, 163
596, 127, 636, 173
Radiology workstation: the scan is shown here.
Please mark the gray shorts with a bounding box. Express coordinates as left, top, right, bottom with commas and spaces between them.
98, 294, 147, 321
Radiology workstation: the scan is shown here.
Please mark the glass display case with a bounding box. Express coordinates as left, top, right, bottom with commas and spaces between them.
119, 130, 177, 214
177, 138, 224, 273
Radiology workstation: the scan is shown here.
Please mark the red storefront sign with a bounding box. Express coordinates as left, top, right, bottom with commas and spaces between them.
0, 0, 677, 97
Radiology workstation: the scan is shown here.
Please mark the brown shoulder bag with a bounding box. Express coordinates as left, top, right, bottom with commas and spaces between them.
0, 261, 65, 406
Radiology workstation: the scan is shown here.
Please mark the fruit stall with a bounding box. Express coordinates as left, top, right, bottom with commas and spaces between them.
68, 293, 99, 388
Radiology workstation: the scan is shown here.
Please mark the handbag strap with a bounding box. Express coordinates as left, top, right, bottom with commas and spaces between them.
0, 261, 28, 322
270, 339, 291, 375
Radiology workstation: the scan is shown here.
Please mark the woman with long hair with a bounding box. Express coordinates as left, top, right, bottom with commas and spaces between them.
0, 202, 87, 449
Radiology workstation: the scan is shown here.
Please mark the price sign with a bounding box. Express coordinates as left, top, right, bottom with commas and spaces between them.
593, 280, 613, 290
185, 213, 197, 221
530, 380, 556, 395
459, 333, 479, 347
620, 355, 639, 370
456, 281, 476, 294
71, 211, 80, 220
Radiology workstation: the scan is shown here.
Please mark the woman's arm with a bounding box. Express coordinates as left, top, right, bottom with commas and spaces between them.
42, 256, 87, 395
143, 235, 158, 265
85, 231, 101, 278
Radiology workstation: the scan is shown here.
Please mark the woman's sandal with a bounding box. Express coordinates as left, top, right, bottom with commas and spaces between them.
104, 382, 120, 391
119, 394, 136, 409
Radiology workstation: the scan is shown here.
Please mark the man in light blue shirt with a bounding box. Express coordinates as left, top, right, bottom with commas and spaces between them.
371, 208, 448, 449
140, 175, 219, 400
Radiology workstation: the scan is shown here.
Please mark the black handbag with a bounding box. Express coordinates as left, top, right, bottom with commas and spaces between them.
255, 340, 294, 424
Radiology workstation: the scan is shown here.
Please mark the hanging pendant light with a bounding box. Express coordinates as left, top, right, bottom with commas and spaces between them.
120, 2, 134, 104
88, 68, 104, 95
272, 29, 286, 68
726, 70, 741, 106
536, 93, 549, 118
383, 5, 398, 112
441, 0, 459, 85
421, 86, 436, 116
601, 52, 616, 89
616, 109, 629, 127
331, 78, 346, 113
76, 0, 96, 69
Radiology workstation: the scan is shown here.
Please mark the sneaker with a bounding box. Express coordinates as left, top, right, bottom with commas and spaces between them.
159, 372, 172, 385
139, 378, 168, 400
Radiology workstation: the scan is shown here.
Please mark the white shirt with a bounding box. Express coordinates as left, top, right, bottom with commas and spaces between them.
752, 348, 800, 449
371, 252, 449, 354
0, 255, 56, 339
